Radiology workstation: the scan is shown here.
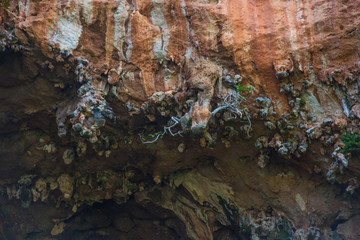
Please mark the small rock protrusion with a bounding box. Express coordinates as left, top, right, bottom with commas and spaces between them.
94, 107, 106, 127
105, 150, 111, 158
259, 109, 268, 118
255, 136, 268, 149
32, 178, 48, 202
178, 143, 186, 153
107, 69, 120, 85
269, 133, 282, 149
306, 127, 323, 140
57, 122, 67, 138
153, 175, 162, 185
278, 146, 289, 157
334, 118, 348, 130
336, 153, 348, 168
57, 174, 74, 199
298, 140, 308, 154
322, 118, 334, 127
18, 186, 31, 209
62, 149, 75, 165
76, 141, 87, 157
51, 222, 66, 236
264, 121, 276, 130
257, 154, 270, 169
346, 177, 359, 194
256, 97, 271, 108
221, 138, 231, 148
275, 71, 289, 80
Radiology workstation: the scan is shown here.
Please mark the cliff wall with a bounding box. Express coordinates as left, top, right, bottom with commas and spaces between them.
1, 0, 360, 239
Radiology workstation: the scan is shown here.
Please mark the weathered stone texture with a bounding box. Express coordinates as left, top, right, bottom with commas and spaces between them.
1, 0, 360, 239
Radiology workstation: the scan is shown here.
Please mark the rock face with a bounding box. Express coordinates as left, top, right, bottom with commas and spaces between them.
1, 0, 360, 239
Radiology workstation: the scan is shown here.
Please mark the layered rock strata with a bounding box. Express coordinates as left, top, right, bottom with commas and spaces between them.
1, 0, 360, 239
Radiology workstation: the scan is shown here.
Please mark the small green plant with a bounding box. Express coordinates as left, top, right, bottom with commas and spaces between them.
211, 92, 252, 136
240, 224, 251, 238
340, 133, 360, 155
139, 117, 183, 144
186, 117, 192, 128
1, 0, 12, 9
148, 131, 162, 138
216, 195, 239, 225
100, 90, 106, 99
275, 218, 295, 240
234, 77, 253, 95
235, 84, 253, 94
299, 97, 306, 108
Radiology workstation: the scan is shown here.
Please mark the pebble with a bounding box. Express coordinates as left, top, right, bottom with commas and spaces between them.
178, 143, 186, 153
63, 149, 75, 165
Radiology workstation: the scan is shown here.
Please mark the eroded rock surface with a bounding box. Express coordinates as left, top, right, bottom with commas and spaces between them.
1, 0, 360, 239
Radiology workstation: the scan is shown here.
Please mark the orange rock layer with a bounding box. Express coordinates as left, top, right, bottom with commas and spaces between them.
3, 0, 360, 109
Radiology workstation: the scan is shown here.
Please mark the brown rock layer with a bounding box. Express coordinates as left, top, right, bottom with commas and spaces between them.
1, 0, 360, 239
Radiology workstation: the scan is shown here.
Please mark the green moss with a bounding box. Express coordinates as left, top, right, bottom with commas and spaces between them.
235, 85, 253, 95
1, 0, 12, 8
186, 117, 192, 128
278, 230, 291, 240
240, 224, 252, 238
299, 97, 307, 108
276, 218, 294, 240
82, 131, 93, 138
126, 183, 137, 192
148, 131, 162, 138
340, 133, 360, 155
217, 195, 239, 225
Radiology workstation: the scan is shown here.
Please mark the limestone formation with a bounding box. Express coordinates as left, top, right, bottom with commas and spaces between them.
1, 0, 360, 239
